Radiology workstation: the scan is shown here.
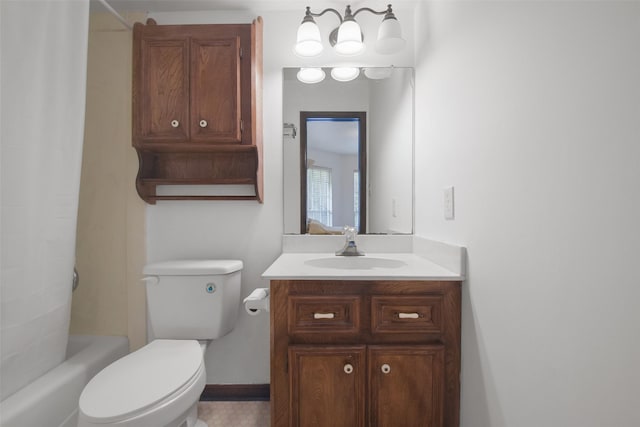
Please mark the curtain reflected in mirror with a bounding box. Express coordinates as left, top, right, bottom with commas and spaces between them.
300, 112, 366, 234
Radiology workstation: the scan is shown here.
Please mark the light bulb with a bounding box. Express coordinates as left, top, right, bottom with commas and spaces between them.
297, 68, 326, 84
331, 67, 360, 82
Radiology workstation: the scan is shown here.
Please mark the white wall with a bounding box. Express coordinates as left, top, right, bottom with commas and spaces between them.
368, 67, 414, 233
415, 1, 640, 426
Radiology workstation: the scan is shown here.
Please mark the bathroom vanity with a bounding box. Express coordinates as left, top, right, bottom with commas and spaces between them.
264, 241, 464, 427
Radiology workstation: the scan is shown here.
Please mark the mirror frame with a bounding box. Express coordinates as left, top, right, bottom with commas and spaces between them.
300, 111, 367, 234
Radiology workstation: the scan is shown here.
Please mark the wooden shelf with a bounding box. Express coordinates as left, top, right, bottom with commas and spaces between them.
134, 142, 258, 154
139, 177, 255, 185
145, 195, 259, 202
135, 149, 260, 204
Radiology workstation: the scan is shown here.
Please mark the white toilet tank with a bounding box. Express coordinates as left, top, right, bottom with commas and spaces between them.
143, 260, 243, 340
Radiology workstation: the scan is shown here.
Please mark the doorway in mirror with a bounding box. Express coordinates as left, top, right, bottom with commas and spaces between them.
300, 112, 367, 234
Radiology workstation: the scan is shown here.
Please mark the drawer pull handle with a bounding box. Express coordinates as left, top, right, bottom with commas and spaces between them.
313, 312, 335, 319
381, 364, 391, 374
199, 119, 208, 128
171, 119, 179, 128
397, 312, 420, 319
344, 363, 354, 374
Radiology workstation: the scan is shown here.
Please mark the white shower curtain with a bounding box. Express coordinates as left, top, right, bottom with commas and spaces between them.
1, 0, 90, 400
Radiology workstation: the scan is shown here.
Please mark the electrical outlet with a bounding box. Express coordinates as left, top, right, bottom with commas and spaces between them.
444, 186, 454, 220
392, 198, 397, 218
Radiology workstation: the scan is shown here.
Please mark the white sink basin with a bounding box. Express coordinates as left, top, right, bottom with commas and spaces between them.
304, 256, 407, 270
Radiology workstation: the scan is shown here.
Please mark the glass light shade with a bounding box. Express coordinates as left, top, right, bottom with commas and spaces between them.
294, 20, 323, 57
297, 67, 326, 84
331, 67, 360, 82
363, 67, 393, 80
375, 17, 406, 54
335, 20, 364, 56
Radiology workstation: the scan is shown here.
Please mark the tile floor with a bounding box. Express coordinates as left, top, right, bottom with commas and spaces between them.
198, 401, 270, 427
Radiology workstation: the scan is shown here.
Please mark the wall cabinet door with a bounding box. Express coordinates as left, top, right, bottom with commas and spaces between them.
368, 345, 445, 427
139, 37, 189, 141
289, 345, 366, 427
190, 36, 242, 143
136, 28, 248, 145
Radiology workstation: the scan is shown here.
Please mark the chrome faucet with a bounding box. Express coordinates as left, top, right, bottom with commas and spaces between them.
336, 226, 365, 256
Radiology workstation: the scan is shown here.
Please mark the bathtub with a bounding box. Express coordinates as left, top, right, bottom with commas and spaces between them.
0, 335, 129, 427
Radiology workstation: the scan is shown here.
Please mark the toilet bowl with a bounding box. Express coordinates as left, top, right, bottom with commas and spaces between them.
78, 340, 206, 427
78, 260, 243, 427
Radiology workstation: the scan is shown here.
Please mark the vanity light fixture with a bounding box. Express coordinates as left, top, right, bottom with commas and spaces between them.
294, 4, 406, 57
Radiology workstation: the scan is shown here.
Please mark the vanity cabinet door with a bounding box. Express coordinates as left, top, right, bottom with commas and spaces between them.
368, 345, 445, 427
289, 345, 366, 427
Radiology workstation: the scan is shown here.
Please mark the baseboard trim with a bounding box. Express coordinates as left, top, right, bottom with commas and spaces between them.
200, 384, 270, 401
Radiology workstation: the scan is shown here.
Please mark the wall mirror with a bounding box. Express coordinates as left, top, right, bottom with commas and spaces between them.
283, 67, 414, 234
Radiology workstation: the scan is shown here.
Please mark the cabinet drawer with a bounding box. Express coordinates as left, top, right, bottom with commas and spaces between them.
288, 295, 361, 335
371, 296, 443, 334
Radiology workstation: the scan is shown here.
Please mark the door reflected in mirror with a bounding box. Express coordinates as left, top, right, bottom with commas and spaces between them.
301, 112, 366, 234
283, 67, 414, 235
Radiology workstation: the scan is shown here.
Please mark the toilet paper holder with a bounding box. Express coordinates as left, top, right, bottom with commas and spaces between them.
243, 288, 270, 316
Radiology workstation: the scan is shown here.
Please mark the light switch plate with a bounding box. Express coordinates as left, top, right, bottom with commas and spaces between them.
444, 186, 454, 220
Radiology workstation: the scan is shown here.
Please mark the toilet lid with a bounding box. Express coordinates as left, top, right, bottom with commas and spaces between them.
143, 259, 243, 276
79, 340, 203, 422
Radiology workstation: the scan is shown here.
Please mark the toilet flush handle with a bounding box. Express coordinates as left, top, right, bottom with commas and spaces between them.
141, 276, 159, 286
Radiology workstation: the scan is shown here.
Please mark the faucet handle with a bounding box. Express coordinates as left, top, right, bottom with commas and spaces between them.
343, 226, 357, 242
336, 226, 364, 256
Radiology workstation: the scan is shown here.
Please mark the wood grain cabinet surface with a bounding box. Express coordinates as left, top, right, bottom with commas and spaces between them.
132, 18, 263, 204
270, 280, 461, 427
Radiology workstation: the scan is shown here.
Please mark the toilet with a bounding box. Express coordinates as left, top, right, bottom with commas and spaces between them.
78, 259, 243, 427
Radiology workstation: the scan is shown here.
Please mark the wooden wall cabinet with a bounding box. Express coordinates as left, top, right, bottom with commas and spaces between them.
132, 18, 263, 204
270, 280, 461, 427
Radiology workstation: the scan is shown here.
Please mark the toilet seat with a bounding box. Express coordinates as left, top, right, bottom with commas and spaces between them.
79, 340, 205, 425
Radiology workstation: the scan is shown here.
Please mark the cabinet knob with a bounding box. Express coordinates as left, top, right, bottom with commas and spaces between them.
381, 364, 391, 374
199, 119, 208, 128
171, 120, 179, 128
344, 363, 354, 374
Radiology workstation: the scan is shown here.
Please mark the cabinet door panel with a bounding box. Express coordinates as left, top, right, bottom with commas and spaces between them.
369, 345, 445, 427
191, 37, 242, 143
140, 39, 189, 141
289, 345, 366, 427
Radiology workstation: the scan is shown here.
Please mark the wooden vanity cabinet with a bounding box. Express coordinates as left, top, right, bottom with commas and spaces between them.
270, 280, 461, 427
132, 18, 263, 203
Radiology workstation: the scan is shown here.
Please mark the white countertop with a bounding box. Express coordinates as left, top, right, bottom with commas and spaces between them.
262, 252, 463, 281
